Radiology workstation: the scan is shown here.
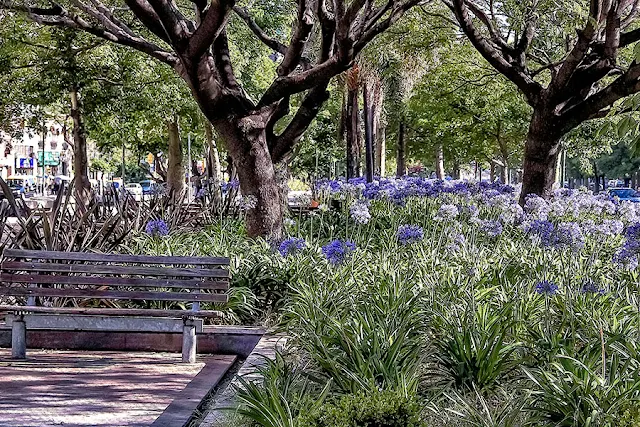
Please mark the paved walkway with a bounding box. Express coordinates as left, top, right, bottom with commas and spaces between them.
200, 335, 287, 427
0, 349, 236, 427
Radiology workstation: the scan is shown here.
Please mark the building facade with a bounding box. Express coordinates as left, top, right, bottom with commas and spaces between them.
0, 122, 73, 181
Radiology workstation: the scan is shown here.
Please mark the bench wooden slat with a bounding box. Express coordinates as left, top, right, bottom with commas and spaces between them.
3, 249, 230, 266
0, 305, 223, 318
0, 261, 229, 279
0, 286, 228, 302
0, 273, 229, 290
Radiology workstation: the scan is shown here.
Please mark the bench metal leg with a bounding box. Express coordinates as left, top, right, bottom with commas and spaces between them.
182, 319, 197, 363
11, 316, 26, 359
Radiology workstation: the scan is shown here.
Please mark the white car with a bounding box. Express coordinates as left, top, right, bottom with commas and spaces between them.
124, 183, 143, 201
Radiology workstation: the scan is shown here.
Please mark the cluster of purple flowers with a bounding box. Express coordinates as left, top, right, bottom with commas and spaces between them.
614, 223, 640, 270
553, 222, 585, 250
524, 220, 584, 250
349, 200, 371, 224
524, 220, 555, 246
397, 225, 424, 245
477, 219, 503, 238
446, 233, 466, 252
145, 219, 169, 237
278, 237, 306, 257
314, 177, 514, 205
535, 280, 559, 296
581, 279, 606, 295
221, 179, 240, 193
322, 240, 356, 265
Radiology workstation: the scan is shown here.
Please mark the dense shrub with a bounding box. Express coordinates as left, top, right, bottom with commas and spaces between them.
298, 390, 426, 427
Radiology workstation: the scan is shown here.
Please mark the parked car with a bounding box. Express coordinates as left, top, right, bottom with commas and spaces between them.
2, 175, 36, 198
608, 187, 640, 202
139, 180, 161, 195
124, 183, 143, 201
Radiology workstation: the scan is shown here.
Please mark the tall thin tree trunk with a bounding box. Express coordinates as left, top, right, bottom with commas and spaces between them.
490, 161, 496, 182
495, 124, 510, 184
435, 143, 445, 179
363, 82, 374, 182
167, 117, 184, 197
371, 76, 384, 176
346, 87, 361, 179
396, 121, 406, 177
376, 127, 386, 177
69, 83, 91, 202
205, 122, 221, 180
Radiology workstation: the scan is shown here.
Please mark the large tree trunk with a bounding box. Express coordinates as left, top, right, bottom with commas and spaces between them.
215, 117, 283, 239
69, 84, 91, 202
519, 112, 561, 205
345, 87, 361, 179
167, 118, 184, 197
435, 143, 445, 179
396, 121, 406, 177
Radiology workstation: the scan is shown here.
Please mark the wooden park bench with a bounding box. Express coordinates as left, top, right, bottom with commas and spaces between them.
0, 249, 230, 363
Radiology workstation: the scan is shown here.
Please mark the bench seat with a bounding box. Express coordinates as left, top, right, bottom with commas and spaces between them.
0, 249, 231, 363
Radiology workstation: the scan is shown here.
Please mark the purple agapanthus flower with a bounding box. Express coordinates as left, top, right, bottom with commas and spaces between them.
397, 225, 424, 245
322, 240, 356, 265
221, 179, 240, 193
278, 237, 306, 257
580, 279, 606, 295
525, 220, 555, 246
146, 219, 169, 237
553, 222, 585, 250
478, 219, 503, 238
535, 280, 559, 296
349, 200, 371, 224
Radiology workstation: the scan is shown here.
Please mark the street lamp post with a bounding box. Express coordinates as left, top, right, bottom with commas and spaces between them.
187, 133, 192, 202
41, 120, 46, 195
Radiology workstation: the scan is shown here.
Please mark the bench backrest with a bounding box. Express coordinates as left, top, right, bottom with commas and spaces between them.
0, 249, 230, 307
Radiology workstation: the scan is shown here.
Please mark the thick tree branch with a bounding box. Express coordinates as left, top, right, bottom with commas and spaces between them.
278, 0, 315, 76
451, 0, 541, 105
258, 57, 342, 107
0, 0, 178, 64
145, 0, 193, 48
187, 0, 235, 59
123, 0, 171, 44
559, 62, 640, 133
551, 0, 601, 94
232, 6, 287, 54
318, 0, 336, 62
270, 82, 331, 163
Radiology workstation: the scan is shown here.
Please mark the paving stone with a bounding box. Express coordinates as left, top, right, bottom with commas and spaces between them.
0, 349, 235, 427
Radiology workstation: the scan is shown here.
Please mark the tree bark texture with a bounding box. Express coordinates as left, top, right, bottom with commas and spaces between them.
518, 112, 561, 204
396, 121, 406, 177
363, 82, 374, 182
205, 121, 222, 180
167, 118, 185, 197
345, 87, 361, 179
69, 84, 91, 202
214, 116, 283, 239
